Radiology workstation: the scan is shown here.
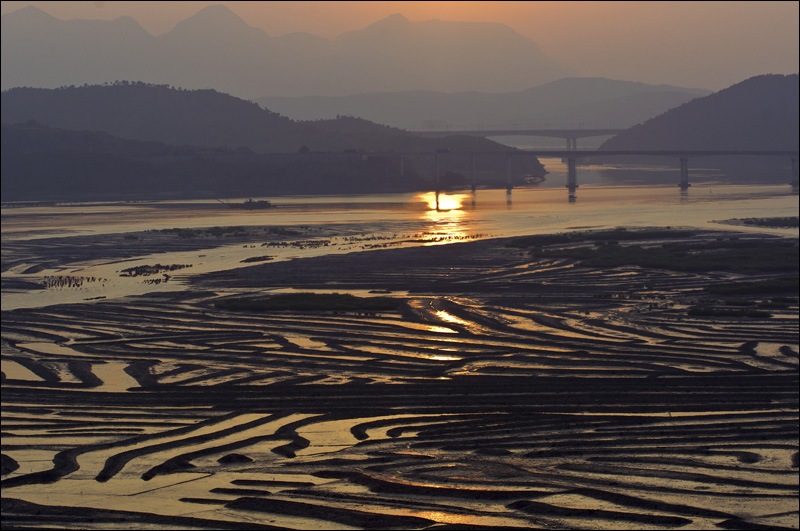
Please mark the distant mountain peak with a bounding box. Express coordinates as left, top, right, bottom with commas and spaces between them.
371, 13, 410, 27
2, 4, 55, 20
165, 3, 262, 37
185, 4, 243, 20
383, 13, 410, 23
1, 4, 63, 28
337, 12, 410, 39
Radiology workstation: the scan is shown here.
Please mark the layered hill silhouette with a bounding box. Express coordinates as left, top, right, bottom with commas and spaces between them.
257, 78, 710, 131
596, 74, 799, 181
1, 83, 543, 202
0, 82, 519, 154
1, 5, 574, 99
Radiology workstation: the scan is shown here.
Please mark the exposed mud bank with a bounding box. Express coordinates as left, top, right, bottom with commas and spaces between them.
2, 228, 798, 530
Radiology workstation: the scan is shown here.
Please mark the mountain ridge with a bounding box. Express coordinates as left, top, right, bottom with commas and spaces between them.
1, 5, 575, 98
256, 77, 711, 131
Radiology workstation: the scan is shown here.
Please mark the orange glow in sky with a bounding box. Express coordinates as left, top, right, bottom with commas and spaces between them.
1, 1, 797, 90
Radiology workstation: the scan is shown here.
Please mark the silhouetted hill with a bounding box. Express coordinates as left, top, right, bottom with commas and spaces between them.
596, 74, 799, 181
0, 82, 521, 155
1, 5, 574, 98
1, 85, 544, 201
0, 82, 302, 151
1, 122, 184, 200
0, 121, 437, 201
257, 77, 710, 131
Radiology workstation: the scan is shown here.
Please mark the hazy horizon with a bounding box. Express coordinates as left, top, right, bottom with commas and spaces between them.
2, 1, 798, 92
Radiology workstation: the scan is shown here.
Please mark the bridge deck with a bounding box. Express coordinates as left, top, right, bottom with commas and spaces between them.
413, 129, 625, 138
368, 150, 799, 158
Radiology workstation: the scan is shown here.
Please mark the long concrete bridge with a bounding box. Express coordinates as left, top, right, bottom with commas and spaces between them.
374, 149, 800, 197
411, 128, 626, 150
525, 149, 800, 195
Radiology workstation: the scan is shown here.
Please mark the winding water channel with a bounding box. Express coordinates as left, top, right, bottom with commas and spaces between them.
2, 179, 798, 311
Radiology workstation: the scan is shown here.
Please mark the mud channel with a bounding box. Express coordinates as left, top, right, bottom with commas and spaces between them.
2, 225, 798, 530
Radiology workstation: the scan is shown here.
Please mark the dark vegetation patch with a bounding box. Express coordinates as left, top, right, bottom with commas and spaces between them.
686, 307, 773, 318
119, 263, 191, 277
506, 229, 698, 248
239, 256, 274, 264
152, 226, 309, 240
1, 498, 276, 530
226, 496, 436, 529
705, 276, 799, 295
718, 217, 799, 228
1, 454, 19, 476
156, 226, 250, 239
511, 230, 798, 273
217, 454, 253, 464
507, 500, 693, 527
214, 292, 403, 313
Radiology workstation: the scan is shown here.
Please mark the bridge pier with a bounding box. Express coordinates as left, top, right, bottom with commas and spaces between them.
471, 153, 477, 193
566, 157, 578, 200
506, 154, 513, 193
679, 158, 691, 189
435, 152, 441, 193
566, 137, 577, 151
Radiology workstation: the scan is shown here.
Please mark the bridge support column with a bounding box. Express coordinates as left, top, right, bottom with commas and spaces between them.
679, 158, 691, 189
471, 153, 477, 193
435, 153, 440, 193
566, 157, 578, 200
565, 137, 578, 151
506, 154, 513, 193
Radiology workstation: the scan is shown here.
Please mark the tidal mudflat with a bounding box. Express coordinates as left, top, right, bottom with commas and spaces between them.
2, 224, 798, 530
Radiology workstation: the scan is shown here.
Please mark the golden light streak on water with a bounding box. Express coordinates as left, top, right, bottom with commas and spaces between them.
417, 192, 474, 245
434, 310, 472, 328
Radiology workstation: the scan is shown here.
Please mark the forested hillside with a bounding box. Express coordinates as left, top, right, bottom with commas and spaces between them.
597, 74, 798, 181
0, 82, 518, 154
0, 121, 432, 201
1, 85, 541, 201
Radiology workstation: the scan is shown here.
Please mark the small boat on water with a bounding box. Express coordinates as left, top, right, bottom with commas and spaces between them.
524, 175, 546, 185
218, 198, 275, 210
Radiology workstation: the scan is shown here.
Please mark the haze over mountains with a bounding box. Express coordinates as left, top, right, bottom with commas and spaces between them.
257, 78, 710, 131
1, 3, 797, 201
1, 5, 575, 99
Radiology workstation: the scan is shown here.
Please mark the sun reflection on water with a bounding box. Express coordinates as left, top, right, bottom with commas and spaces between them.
435, 310, 472, 328
420, 191, 470, 212
428, 354, 462, 361
417, 192, 474, 245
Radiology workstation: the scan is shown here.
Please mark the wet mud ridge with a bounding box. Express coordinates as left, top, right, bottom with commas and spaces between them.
2, 229, 798, 530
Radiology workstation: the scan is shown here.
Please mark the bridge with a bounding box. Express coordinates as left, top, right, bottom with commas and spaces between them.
523, 150, 800, 196
411, 128, 626, 150
374, 149, 800, 198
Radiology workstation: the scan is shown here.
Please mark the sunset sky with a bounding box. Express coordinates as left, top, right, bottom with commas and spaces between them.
1, 1, 798, 90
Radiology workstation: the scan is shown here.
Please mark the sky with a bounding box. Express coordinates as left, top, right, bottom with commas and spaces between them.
1, 1, 798, 90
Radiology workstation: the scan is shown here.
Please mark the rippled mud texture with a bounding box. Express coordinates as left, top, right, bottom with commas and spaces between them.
2, 229, 798, 530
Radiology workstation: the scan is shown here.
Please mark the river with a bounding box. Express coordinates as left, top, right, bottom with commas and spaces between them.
2, 171, 798, 310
